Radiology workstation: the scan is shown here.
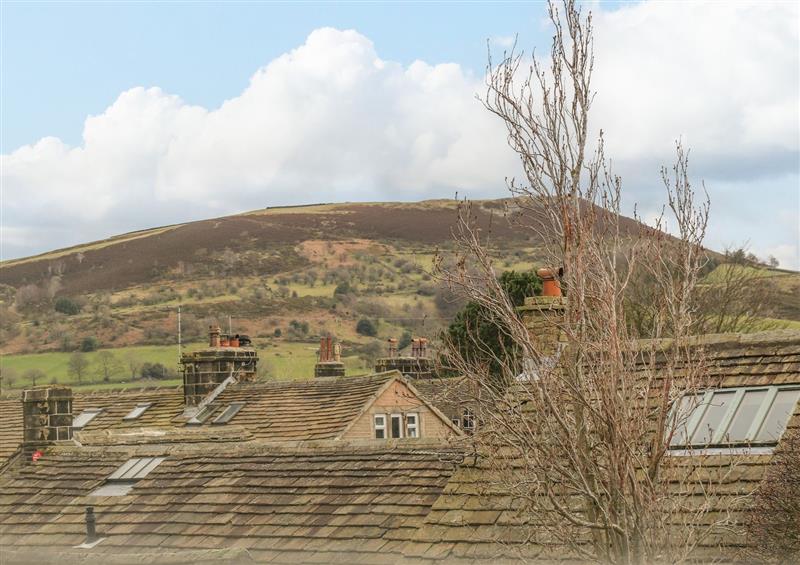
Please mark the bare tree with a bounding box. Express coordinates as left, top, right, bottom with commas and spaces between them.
24, 368, 46, 388
67, 352, 90, 385
434, 2, 739, 563
692, 247, 772, 335
95, 350, 121, 383
125, 353, 142, 380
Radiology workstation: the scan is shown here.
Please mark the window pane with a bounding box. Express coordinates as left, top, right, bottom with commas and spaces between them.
725, 390, 767, 441
391, 415, 402, 438
123, 403, 153, 421
73, 409, 102, 430
669, 395, 700, 447
755, 390, 800, 443
212, 402, 245, 425
691, 391, 736, 445
406, 413, 418, 438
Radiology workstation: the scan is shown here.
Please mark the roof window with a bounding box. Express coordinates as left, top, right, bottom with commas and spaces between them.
122, 402, 153, 421
670, 385, 799, 450
212, 402, 245, 425
73, 408, 103, 430
90, 456, 165, 497
187, 404, 218, 425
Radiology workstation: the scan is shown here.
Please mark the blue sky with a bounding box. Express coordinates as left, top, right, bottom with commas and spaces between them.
3, 1, 550, 150
2, 1, 798, 268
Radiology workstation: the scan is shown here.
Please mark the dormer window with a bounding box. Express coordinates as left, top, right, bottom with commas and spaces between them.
670, 385, 799, 452
374, 414, 386, 439
73, 408, 103, 430
390, 414, 403, 438
123, 403, 153, 421
373, 412, 424, 440
406, 413, 419, 438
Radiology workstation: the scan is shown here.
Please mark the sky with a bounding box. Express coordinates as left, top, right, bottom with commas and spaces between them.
1, 1, 798, 268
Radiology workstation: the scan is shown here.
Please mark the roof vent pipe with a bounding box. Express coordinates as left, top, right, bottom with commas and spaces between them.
85, 506, 98, 544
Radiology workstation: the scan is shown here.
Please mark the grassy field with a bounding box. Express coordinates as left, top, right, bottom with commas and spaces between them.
0, 340, 369, 393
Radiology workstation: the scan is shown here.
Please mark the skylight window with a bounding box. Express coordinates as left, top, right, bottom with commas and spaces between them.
187, 404, 218, 425
73, 408, 103, 430
670, 386, 799, 450
90, 457, 165, 497
212, 402, 245, 425
123, 402, 153, 421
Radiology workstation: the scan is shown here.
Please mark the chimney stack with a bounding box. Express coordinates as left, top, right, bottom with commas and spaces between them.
519, 267, 566, 357
209, 325, 221, 348
22, 386, 73, 457
387, 338, 398, 358
315, 337, 345, 378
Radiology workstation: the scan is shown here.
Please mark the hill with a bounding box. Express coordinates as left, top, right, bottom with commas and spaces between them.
1, 198, 797, 392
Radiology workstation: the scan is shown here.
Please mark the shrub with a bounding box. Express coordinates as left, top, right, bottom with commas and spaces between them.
334, 281, 353, 297
273, 328, 282, 337
80, 336, 99, 352
398, 330, 413, 351
54, 296, 81, 315
140, 362, 173, 380
356, 318, 378, 337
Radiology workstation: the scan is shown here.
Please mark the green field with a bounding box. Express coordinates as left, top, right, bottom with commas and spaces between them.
0, 340, 370, 393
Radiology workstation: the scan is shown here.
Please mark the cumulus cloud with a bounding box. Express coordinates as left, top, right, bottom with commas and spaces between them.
590, 1, 799, 267
2, 3, 798, 267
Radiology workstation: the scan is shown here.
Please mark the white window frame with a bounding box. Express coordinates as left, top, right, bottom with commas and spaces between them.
73, 408, 103, 430
123, 402, 153, 421
462, 409, 476, 434
669, 385, 800, 450
406, 412, 419, 438
373, 414, 387, 439
212, 402, 246, 425
390, 413, 404, 439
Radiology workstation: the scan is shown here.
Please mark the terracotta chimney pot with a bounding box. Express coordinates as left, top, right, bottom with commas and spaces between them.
537, 268, 562, 297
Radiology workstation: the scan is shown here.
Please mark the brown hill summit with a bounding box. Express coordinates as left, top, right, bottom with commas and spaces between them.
1, 200, 536, 295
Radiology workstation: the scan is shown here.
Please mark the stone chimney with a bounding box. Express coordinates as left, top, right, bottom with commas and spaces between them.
374, 336, 433, 379
314, 336, 345, 378
181, 328, 258, 406
519, 267, 566, 357
209, 325, 221, 348
22, 386, 73, 456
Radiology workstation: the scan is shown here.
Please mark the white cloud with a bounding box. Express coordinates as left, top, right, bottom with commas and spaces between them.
591, 1, 798, 184
491, 35, 516, 49
2, 4, 798, 268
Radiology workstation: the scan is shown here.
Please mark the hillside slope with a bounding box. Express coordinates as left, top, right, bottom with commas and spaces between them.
1, 199, 796, 393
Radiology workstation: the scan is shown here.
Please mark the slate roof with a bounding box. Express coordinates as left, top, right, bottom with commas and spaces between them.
0, 387, 186, 466
0, 373, 407, 463
195, 372, 398, 441
0, 398, 22, 465
1, 330, 797, 563
0, 441, 464, 564
402, 329, 800, 562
